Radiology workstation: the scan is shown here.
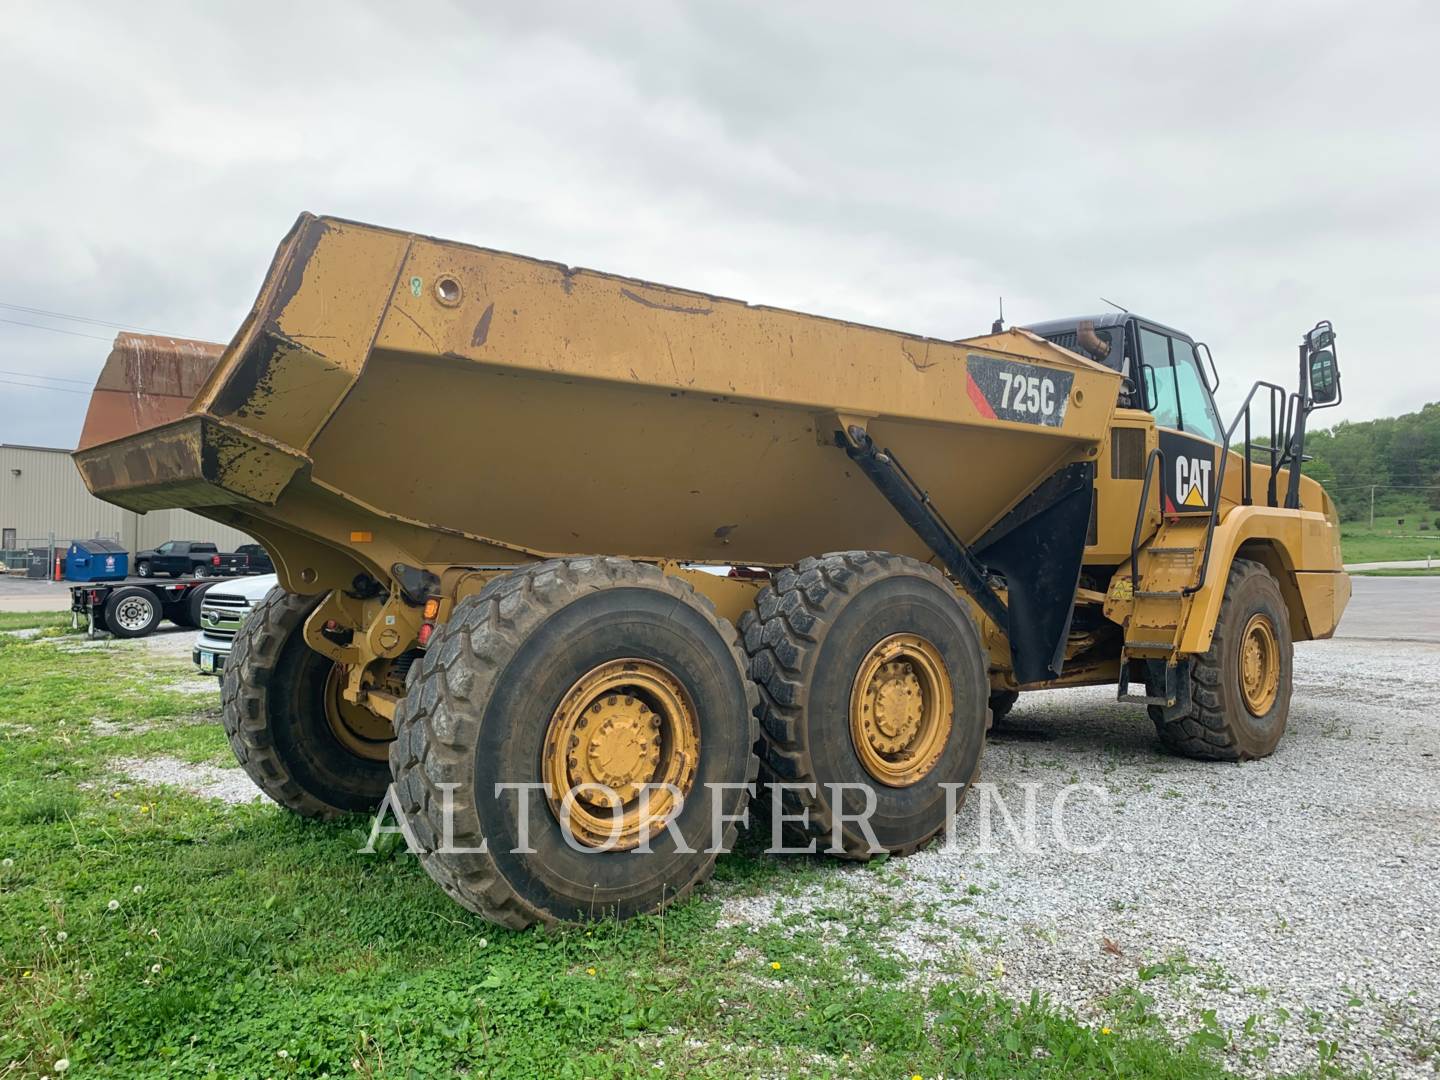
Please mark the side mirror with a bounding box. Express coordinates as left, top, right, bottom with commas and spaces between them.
1309, 348, 1339, 404
1140, 363, 1157, 412
1304, 320, 1340, 407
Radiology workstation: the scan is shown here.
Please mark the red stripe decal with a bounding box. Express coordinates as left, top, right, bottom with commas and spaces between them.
966, 372, 997, 419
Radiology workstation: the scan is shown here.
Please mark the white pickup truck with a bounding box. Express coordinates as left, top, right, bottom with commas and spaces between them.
193, 573, 278, 675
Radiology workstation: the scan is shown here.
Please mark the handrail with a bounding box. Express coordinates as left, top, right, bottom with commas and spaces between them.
1186, 380, 1298, 596
1129, 447, 1166, 593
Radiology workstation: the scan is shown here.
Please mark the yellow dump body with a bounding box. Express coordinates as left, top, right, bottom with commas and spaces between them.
73, 214, 1122, 594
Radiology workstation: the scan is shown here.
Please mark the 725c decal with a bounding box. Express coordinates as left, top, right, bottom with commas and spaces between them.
965, 355, 1074, 428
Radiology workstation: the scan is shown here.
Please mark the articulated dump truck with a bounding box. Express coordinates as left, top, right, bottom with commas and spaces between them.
73, 215, 1350, 927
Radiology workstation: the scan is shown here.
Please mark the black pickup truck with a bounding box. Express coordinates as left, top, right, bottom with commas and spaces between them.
133, 541, 247, 578
235, 543, 275, 574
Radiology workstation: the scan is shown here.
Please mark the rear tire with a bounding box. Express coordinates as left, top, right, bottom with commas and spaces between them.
135, 560, 151, 578
222, 589, 392, 817
389, 557, 759, 928
739, 552, 988, 859
104, 586, 162, 638
1149, 558, 1293, 761
169, 582, 214, 629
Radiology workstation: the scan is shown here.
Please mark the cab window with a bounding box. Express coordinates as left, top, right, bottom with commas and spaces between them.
1139, 328, 1222, 442
157, 541, 174, 554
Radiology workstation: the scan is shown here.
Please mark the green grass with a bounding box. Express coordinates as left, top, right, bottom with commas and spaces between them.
0, 635, 1304, 1079
0, 610, 73, 633
1339, 523, 1440, 565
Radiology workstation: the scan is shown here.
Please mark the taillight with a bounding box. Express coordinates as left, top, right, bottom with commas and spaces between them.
212, 555, 221, 566
417, 596, 442, 647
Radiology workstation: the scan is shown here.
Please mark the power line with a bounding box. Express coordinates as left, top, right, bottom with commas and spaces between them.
0, 300, 163, 335
0, 376, 90, 395
0, 317, 113, 342
0, 367, 91, 385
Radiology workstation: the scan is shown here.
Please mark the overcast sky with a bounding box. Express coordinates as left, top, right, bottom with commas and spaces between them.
2, 1, 1437, 449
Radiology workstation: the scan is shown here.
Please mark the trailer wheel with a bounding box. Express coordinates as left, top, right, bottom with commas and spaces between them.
103, 587, 162, 638
169, 582, 214, 629
222, 589, 391, 818
389, 558, 759, 928
1150, 558, 1293, 761
739, 552, 987, 859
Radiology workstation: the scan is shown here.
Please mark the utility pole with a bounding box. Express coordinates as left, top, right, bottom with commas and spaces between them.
1369, 485, 1375, 529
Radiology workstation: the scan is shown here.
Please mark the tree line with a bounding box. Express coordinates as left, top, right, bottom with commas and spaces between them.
1300, 401, 1440, 522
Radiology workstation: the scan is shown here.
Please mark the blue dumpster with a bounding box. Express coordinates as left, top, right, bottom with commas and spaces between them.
65, 539, 129, 582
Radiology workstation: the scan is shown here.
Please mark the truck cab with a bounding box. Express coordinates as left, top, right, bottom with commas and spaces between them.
1024, 313, 1223, 446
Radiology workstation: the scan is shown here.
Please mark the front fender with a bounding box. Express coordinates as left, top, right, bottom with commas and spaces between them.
1177, 504, 1348, 654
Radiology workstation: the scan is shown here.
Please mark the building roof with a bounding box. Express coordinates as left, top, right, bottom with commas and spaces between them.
0, 443, 74, 454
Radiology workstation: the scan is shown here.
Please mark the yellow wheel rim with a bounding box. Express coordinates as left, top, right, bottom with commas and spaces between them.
849, 633, 952, 788
323, 664, 394, 762
1238, 613, 1280, 717
542, 659, 700, 850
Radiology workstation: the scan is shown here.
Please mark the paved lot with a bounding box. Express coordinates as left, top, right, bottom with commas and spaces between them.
0, 576, 73, 612
1334, 575, 1439, 642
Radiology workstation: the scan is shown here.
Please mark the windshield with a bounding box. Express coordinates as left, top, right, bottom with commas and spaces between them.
1139, 328, 1222, 442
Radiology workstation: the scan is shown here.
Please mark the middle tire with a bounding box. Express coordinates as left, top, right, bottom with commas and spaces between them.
390, 558, 759, 929
740, 551, 988, 859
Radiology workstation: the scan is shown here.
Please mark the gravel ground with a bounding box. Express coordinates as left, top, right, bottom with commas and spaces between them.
719, 636, 1440, 1077
110, 754, 263, 805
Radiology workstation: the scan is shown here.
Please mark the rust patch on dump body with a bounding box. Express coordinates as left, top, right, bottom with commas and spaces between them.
76, 333, 225, 450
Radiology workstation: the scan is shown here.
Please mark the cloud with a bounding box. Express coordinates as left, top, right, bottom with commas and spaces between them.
1, 0, 1436, 449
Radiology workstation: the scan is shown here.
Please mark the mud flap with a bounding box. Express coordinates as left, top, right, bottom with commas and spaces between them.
1142, 657, 1194, 721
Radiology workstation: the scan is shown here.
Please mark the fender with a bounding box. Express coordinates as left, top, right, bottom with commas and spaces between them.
1176, 504, 1348, 654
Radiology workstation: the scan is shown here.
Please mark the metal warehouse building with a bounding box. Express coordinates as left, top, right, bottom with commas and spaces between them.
0, 443, 253, 566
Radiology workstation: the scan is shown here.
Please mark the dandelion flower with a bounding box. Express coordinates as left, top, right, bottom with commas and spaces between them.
912, 1074, 924, 1080
133, 885, 143, 894
1, 857, 12, 867
21, 970, 32, 978
770, 961, 782, 971
139, 805, 150, 814
1100, 1026, 1112, 1035
477, 937, 488, 949
107, 899, 120, 912
150, 963, 162, 974
55, 1061, 70, 1074
56, 931, 68, 943
277, 1049, 289, 1059
586, 967, 597, 976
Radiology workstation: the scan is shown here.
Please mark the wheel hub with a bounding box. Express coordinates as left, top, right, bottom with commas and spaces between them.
1239, 612, 1280, 717
543, 659, 699, 850
323, 664, 396, 762
850, 634, 952, 788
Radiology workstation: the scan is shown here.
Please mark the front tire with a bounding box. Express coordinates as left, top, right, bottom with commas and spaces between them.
390, 558, 759, 928
740, 552, 988, 859
135, 560, 151, 578
222, 589, 392, 817
1150, 558, 1293, 761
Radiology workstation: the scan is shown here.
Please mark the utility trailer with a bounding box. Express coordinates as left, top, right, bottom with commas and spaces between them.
71, 577, 216, 639
72, 214, 1350, 928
